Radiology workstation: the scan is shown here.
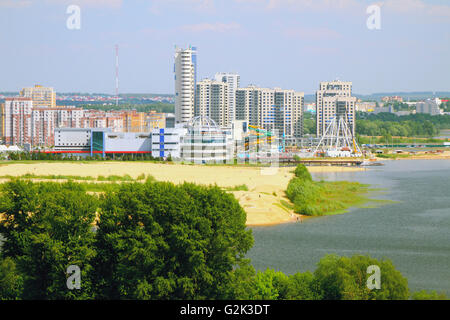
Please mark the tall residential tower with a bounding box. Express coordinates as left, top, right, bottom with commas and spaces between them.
214, 72, 240, 124
316, 80, 356, 137
235, 86, 304, 138
195, 79, 229, 127
174, 46, 197, 123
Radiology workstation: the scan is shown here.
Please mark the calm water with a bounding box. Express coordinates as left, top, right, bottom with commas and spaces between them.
248, 160, 450, 295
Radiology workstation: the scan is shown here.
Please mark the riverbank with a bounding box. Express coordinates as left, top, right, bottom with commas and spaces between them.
375, 150, 450, 160
0, 161, 365, 226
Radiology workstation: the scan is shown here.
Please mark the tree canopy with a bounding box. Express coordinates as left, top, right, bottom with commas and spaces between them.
0, 179, 446, 300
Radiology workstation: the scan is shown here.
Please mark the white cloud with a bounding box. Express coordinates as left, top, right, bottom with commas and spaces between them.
234, 0, 361, 11
284, 26, 342, 40
235, 0, 450, 18
180, 22, 241, 33
266, 0, 360, 11
381, 0, 450, 18
44, 0, 123, 9
0, 0, 32, 8
149, 0, 215, 14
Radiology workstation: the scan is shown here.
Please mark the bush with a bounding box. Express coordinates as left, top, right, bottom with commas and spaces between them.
313, 254, 409, 300
411, 290, 448, 300
0, 257, 23, 300
294, 164, 312, 181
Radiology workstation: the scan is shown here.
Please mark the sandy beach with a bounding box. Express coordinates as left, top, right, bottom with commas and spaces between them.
0, 162, 365, 226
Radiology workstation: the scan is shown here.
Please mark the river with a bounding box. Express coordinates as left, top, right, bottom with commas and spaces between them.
248, 159, 450, 295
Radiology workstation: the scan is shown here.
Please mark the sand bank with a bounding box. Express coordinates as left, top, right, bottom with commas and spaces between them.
0, 162, 365, 226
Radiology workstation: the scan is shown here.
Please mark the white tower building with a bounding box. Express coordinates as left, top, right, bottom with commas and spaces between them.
174, 46, 197, 123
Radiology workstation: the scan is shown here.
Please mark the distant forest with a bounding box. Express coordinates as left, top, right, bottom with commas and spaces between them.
357, 112, 450, 137
78, 102, 174, 114
303, 112, 450, 138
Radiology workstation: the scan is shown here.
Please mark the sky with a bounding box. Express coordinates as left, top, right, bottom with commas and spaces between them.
0, 0, 449, 95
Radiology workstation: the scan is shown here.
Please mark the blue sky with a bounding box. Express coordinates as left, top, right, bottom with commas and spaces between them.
1, 0, 449, 94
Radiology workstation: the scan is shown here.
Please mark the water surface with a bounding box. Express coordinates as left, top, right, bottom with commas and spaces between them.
248, 160, 450, 295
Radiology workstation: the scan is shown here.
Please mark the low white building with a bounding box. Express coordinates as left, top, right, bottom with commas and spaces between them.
180, 116, 233, 164
151, 124, 187, 159
54, 128, 152, 157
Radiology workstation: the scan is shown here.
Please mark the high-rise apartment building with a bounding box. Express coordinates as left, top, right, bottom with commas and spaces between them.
174, 46, 197, 123
0, 102, 4, 141
214, 72, 240, 124
4, 97, 33, 145
235, 86, 304, 138
195, 79, 229, 127
20, 85, 56, 108
316, 81, 356, 137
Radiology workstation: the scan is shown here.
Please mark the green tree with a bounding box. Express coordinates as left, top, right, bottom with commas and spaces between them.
286, 272, 319, 300
93, 181, 253, 299
0, 180, 98, 299
313, 254, 409, 300
0, 257, 23, 300
411, 290, 448, 300
250, 269, 279, 300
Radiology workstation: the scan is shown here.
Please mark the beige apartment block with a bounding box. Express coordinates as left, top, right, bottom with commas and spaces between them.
20, 84, 56, 108
195, 79, 229, 127
316, 81, 356, 137
236, 86, 304, 138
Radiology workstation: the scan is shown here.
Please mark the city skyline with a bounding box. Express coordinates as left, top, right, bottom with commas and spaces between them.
1, 0, 449, 95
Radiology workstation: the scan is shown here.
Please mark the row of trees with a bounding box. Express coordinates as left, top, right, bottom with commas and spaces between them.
303, 112, 316, 135
303, 112, 449, 138
5, 152, 171, 162
79, 102, 174, 114
0, 180, 251, 299
356, 119, 437, 137
0, 179, 446, 300
357, 112, 450, 131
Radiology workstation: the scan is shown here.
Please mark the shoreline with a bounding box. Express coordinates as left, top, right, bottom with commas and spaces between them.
0, 161, 365, 227
374, 150, 450, 161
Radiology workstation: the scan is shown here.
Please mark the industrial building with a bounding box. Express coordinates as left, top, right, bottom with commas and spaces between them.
51, 116, 241, 163
54, 128, 151, 157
